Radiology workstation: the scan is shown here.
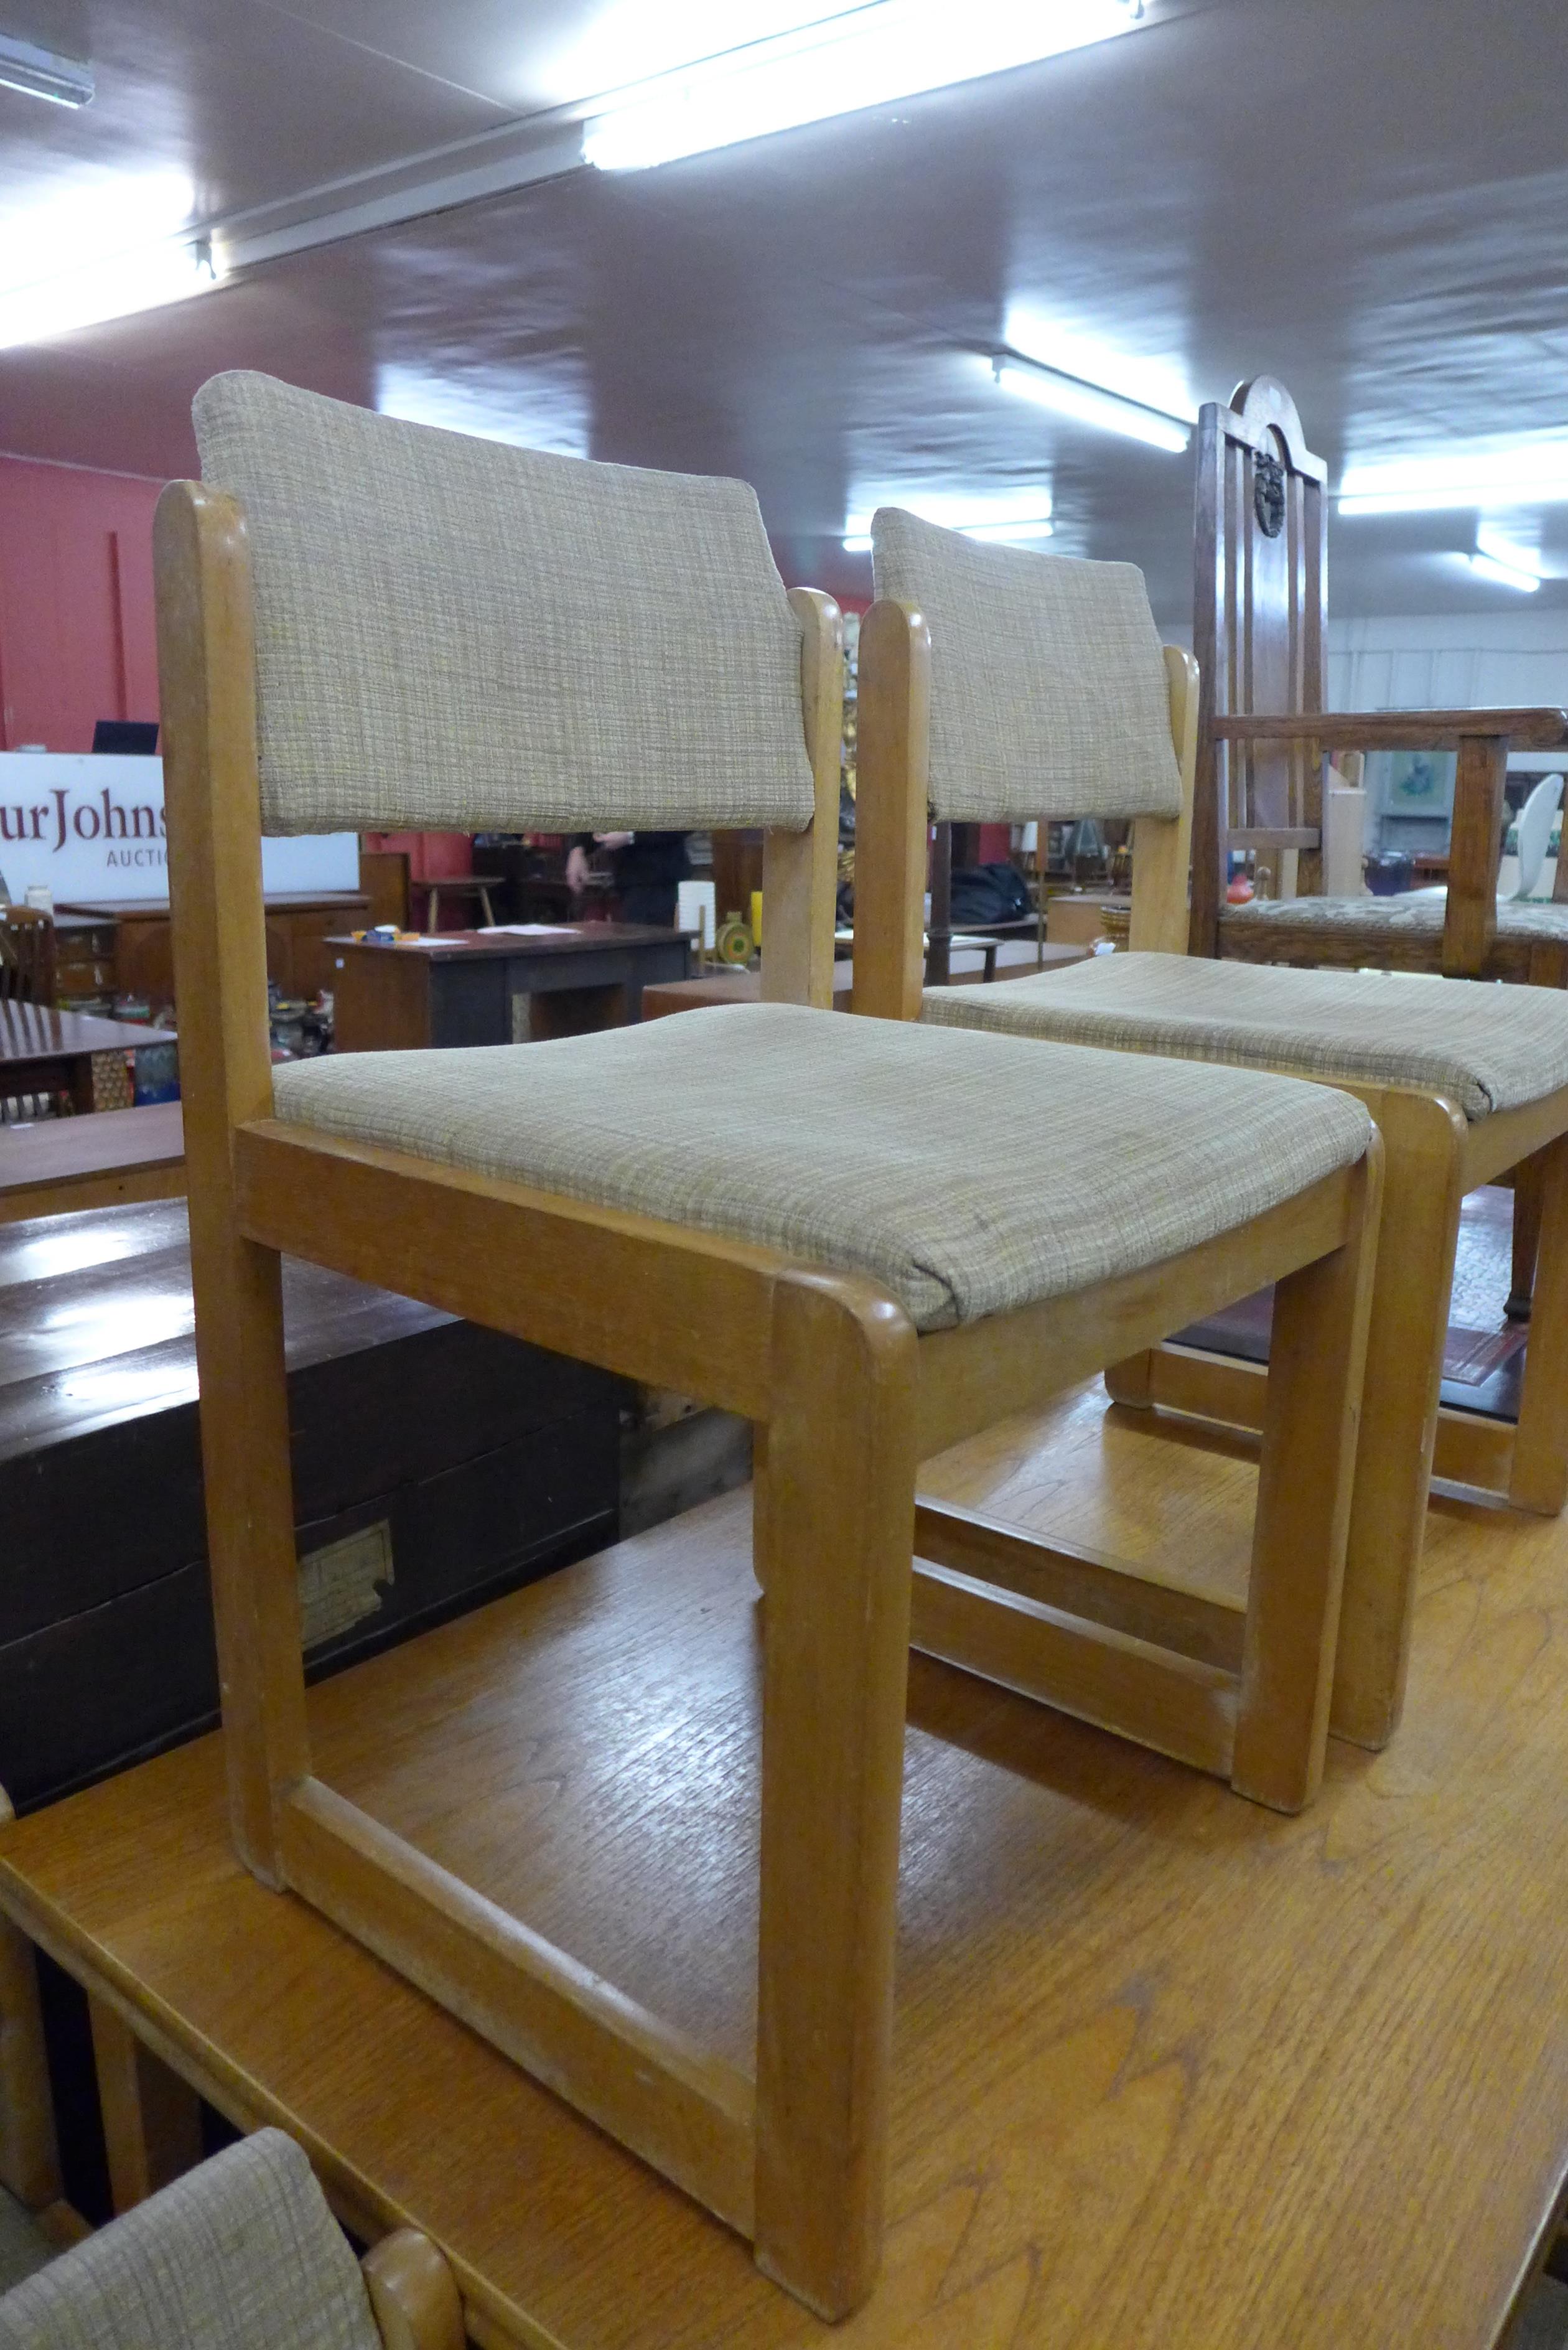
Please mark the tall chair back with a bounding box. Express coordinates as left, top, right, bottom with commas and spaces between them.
187, 372, 841, 1006
854, 509, 1197, 1018
0, 907, 55, 1005
1190, 376, 1328, 952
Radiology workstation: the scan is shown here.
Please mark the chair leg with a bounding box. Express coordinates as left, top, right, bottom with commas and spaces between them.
1509, 1132, 1568, 1515
88, 1998, 203, 2215
1506, 1151, 1547, 1321
1231, 1142, 1382, 1812
0, 1792, 61, 2212
1330, 1095, 1466, 1752
1103, 1349, 1155, 1407
753, 1273, 918, 2321
186, 1221, 311, 1883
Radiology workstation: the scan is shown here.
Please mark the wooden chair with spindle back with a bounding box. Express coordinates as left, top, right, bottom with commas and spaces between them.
157, 373, 1386, 2320
0, 907, 57, 1006
1196, 375, 1568, 1309
1192, 375, 1568, 980
854, 505, 1568, 1764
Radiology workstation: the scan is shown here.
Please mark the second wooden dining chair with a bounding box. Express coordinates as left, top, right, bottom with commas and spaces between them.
854, 507, 1568, 1761
159, 373, 1381, 2319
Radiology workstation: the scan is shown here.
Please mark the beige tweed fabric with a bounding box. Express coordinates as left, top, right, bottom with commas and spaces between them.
0, 2130, 379, 2350
922, 951, 1568, 1121
273, 1002, 1368, 1332
1224, 894, 1568, 943
194, 372, 816, 838
870, 509, 1182, 824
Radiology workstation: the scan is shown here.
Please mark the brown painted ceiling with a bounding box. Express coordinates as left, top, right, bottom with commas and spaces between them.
2, 0, 1567, 621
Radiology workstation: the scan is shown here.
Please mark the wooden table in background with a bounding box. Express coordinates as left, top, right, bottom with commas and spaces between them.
58, 894, 371, 1011
0, 1004, 174, 1114
329, 925, 691, 1051
2, 1379, 1565, 2348
0, 1101, 184, 1223
642, 941, 1093, 1022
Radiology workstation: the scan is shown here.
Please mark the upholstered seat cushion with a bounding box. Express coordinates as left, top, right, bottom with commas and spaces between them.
1222, 894, 1568, 944
921, 952, 1568, 1121
271, 1003, 1370, 1334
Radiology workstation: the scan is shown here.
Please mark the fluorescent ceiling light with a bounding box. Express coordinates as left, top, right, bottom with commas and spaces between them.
0, 32, 93, 106
0, 173, 223, 350
1465, 551, 1542, 594
992, 354, 1190, 452
584, 0, 1147, 172
1340, 441, 1568, 516
1003, 309, 1194, 426
843, 490, 1054, 550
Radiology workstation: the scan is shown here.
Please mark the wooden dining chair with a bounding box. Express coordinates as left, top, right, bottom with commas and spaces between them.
1192, 374, 1568, 981
856, 505, 1568, 1764
159, 372, 1381, 2319
0, 911, 55, 1007
0, 2127, 464, 2350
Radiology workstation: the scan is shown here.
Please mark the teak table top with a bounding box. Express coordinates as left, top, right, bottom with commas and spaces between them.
0, 1001, 173, 1062
2, 1382, 1566, 2349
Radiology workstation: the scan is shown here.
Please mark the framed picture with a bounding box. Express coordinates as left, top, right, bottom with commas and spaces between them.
1383, 749, 1457, 820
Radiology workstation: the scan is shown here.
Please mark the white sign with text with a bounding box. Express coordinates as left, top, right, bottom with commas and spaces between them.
0, 753, 358, 903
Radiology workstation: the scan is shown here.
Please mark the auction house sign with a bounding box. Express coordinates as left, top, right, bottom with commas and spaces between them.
0, 753, 357, 901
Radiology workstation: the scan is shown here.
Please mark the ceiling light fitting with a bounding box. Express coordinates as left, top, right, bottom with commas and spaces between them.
584, 0, 1147, 172
1339, 445, 1568, 517
1465, 551, 1542, 594
0, 31, 93, 106
991, 353, 1190, 453
0, 232, 223, 352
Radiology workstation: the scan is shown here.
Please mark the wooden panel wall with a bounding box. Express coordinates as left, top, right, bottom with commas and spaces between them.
0, 455, 164, 752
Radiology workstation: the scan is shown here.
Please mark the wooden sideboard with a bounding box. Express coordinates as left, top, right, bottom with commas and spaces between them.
56, 893, 370, 1013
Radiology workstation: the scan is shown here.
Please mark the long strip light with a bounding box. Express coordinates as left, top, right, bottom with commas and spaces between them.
991, 353, 1190, 453
0, 235, 222, 350
0, 32, 93, 106
0, 174, 225, 350
1465, 550, 1542, 594
584, 0, 1147, 172
1340, 443, 1568, 516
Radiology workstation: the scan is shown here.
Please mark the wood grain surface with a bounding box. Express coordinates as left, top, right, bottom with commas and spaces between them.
2, 1377, 1566, 2349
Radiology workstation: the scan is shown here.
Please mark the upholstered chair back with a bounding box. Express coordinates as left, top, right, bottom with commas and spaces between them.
193, 372, 818, 839
870, 508, 1183, 823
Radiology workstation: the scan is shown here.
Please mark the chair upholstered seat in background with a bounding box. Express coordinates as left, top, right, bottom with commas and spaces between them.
923, 952, 1568, 1121
857, 505, 1568, 1766
274, 1001, 1370, 1332
1221, 891, 1568, 950
157, 372, 1380, 2320
0, 2128, 462, 2350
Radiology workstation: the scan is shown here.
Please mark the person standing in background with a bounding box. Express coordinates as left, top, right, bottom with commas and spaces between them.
566, 831, 691, 927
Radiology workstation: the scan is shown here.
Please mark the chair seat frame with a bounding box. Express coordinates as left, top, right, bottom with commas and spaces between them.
159, 481, 1379, 2320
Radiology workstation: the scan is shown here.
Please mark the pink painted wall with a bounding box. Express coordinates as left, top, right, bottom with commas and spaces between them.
0, 454, 165, 751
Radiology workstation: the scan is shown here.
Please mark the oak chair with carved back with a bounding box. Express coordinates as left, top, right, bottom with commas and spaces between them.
1192, 374, 1568, 981
855, 507, 1568, 1760
158, 373, 1379, 2320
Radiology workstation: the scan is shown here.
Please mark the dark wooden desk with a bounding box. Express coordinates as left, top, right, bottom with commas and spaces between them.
58, 894, 371, 1011
329, 925, 691, 1052
0, 1195, 621, 1814
0, 1101, 184, 1224
0, 1004, 175, 1114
